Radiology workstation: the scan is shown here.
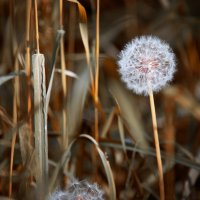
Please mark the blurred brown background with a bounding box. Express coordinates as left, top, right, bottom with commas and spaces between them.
0, 0, 200, 199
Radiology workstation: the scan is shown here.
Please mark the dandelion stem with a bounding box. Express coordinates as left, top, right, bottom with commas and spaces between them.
149, 89, 165, 200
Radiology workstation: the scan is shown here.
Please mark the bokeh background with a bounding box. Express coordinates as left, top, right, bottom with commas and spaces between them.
0, 0, 200, 199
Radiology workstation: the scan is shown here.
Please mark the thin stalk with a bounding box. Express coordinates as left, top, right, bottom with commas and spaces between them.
59, 0, 63, 26
9, 57, 19, 198
59, 0, 68, 148
34, 0, 40, 53
94, 0, 100, 142
25, 0, 32, 121
67, 4, 76, 71
9, 0, 17, 197
149, 90, 165, 200
66, 3, 76, 94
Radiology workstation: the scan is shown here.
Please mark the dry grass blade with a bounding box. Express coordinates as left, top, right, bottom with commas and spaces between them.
9, 56, 20, 198
48, 139, 76, 192
101, 107, 116, 138
79, 134, 116, 200
117, 115, 126, 154
67, 69, 90, 138
55, 68, 78, 78
67, 0, 87, 22
66, 0, 94, 91
46, 30, 65, 109
109, 80, 148, 150
32, 53, 48, 192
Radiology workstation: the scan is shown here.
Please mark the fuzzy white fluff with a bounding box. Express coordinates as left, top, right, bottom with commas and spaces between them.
118, 36, 176, 95
48, 180, 104, 200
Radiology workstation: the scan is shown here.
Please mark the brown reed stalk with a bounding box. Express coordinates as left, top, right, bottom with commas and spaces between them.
34, 0, 39, 53
94, 0, 100, 142
25, 0, 32, 129
149, 90, 165, 200
67, 4, 76, 69
8, 0, 17, 196
32, 53, 48, 197
59, 0, 68, 149
9, 56, 20, 198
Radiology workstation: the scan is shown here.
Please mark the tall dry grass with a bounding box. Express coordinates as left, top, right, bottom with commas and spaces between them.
0, 0, 200, 199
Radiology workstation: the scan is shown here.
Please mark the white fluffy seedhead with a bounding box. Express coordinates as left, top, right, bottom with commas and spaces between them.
118, 36, 176, 95
48, 180, 104, 200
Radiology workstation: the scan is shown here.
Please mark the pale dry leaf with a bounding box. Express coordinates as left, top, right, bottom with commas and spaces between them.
0, 70, 25, 86
55, 68, 78, 79
109, 80, 148, 150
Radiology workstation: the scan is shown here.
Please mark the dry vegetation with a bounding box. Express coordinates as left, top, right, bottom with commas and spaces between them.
0, 0, 200, 199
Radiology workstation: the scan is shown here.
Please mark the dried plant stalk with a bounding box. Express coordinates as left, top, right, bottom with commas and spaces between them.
25, 0, 32, 129
94, 0, 100, 142
34, 0, 40, 53
149, 90, 165, 200
59, 0, 68, 148
67, 0, 95, 92
9, 57, 20, 198
32, 54, 48, 195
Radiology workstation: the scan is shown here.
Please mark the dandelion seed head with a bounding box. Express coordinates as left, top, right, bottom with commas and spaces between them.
48, 180, 104, 200
118, 36, 176, 95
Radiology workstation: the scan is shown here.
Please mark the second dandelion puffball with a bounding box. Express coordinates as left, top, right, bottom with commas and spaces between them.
118, 36, 176, 95
48, 180, 104, 200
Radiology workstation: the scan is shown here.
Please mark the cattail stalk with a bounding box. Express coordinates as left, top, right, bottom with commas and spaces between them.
33, 0, 48, 198
32, 54, 48, 196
